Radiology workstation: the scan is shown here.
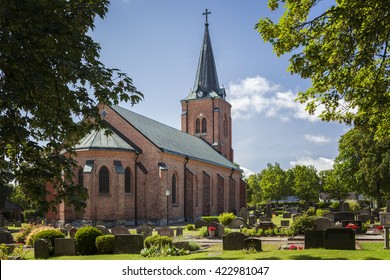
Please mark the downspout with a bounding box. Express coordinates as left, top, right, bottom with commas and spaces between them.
184, 157, 189, 222
185, 100, 189, 133
134, 152, 140, 225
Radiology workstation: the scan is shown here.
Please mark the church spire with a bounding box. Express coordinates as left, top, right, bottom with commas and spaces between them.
193, 9, 224, 99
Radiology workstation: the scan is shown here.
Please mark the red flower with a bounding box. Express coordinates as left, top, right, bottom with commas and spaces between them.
289, 245, 298, 250
346, 223, 359, 229
376, 225, 384, 230
208, 226, 216, 231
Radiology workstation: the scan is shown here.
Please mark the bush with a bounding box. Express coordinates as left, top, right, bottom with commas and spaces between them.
75, 226, 103, 255
218, 212, 235, 226
331, 201, 340, 210
290, 216, 316, 235
198, 226, 208, 237
22, 210, 38, 222
14, 224, 34, 243
144, 235, 172, 249
140, 245, 189, 258
316, 209, 330, 217
185, 224, 196, 231
0, 244, 27, 260
95, 234, 115, 254
31, 229, 65, 256
305, 207, 316, 216
317, 201, 326, 209
25, 225, 54, 246
348, 201, 360, 212
201, 216, 219, 223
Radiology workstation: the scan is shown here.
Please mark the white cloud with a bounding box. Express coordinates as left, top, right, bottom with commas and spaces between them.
289, 156, 334, 171
240, 166, 256, 178
227, 76, 321, 122
304, 134, 331, 144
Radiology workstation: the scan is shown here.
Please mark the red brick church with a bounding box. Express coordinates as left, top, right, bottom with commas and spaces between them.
48, 14, 246, 226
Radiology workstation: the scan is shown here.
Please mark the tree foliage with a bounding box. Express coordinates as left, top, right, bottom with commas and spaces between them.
334, 126, 390, 207
246, 173, 262, 206
319, 169, 350, 202
290, 165, 320, 204
259, 163, 292, 202
257, 0, 390, 139
0, 0, 143, 213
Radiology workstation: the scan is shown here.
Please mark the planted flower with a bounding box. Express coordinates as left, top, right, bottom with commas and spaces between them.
346, 223, 359, 230
208, 226, 216, 231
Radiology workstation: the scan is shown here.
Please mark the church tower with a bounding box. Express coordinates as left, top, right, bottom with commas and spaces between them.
181, 9, 233, 162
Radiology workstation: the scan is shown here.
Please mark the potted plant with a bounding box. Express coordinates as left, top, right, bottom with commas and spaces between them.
208, 226, 216, 237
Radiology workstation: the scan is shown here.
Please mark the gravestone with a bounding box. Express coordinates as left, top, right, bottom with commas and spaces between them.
136, 224, 153, 237
194, 219, 208, 229
287, 207, 298, 214
314, 217, 333, 230
248, 215, 257, 226
82, 220, 92, 227
0, 230, 14, 244
229, 217, 247, 229
333, 212, 355, 223
69, 227, 78, 238
259, 216, 271, 222
111, 225, 129, 235
64, 224, 73, 236
54, 238, 76, 256
243, 237, 262, 251
342, 202, 350, 212
280, 220, 290, 227
358, 209, 370, 215
96, 225, 110, 235
324, 212, 335, 222
323, 228, 355, 250
176, 227, 184, 236
208, 222, 224, 238
357, 214, 374, 224
157, 226, 174, 237
58, 220, 65, 229
95, 220, 105, 226
34, 239, 50, 259
256, 221, 275, 231
282, 212, 291, 219
304, 230, 324, 249
114, 234, 144, 254
239, 207, 249, 221
265, 203, 272, 219
223, 232, 247, 250
173, 241, 190, 250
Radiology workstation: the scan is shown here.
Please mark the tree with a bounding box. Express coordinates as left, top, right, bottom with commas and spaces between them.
335, 126, 390, 207
291, 165, 320, 204
257, 0, 390, 139
319, 169, 350, 202
246, 173, 263, 207
259, 163, 292, 202
0, 0, 143, 213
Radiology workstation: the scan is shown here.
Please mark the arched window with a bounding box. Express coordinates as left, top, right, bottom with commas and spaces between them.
78, 167, 84, 187
99, 166, 109, 194
195, 118, 200, 134
125, 167, 132, 193
172, 174, 177, 204
202, 118, 207, 133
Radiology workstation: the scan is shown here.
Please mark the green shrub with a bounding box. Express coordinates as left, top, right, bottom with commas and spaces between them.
0, 244, 27, 260
348, 201, 360, 212
201, 216, 219, 223
316, 209, 330, 217
305, 207, 316, 216
23, 210, 38, 221
185, 224, 196, 231
198, 226, 208, 237
31, 229, 65, 256
218, 212, 236, 226
75, 226, 103, 255
14, 224, 34, 243
144, 235, 172, 248
140, 244, 189, 258
290, 216, 316, 235
317, 201, 326, 208
331, 201, 340, 210
25, 225, 55, 246
95, 234, 115, 254
224, 228, 232, 235
188, 241, 200, 251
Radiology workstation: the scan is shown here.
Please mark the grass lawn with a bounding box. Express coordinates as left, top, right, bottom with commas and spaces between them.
27, 241, 388, 261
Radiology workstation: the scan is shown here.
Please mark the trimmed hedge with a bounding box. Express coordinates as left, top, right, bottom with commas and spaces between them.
75, 226, 102, 255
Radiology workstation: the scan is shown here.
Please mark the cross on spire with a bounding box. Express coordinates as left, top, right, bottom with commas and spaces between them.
202, 9, 211, 25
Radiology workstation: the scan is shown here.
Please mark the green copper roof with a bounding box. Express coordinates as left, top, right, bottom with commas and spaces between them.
111, 105, 238, 170
75, 128, 136, 152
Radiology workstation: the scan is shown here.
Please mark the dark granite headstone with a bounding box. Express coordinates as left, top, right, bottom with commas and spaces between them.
136, 224, 153, 237
34, 239, 50, 259
243, 237, 262, 251
111, 225, 129, 235
54, 238, 76, 256
333, 212, 355, 223
314, 217, 333, 230
114, 234, 144, 254
229, 217, 247, 229
0, 230, 14, 244
223, 232, 247, 250
323, 228, 355, 250
304, 230, 324, 249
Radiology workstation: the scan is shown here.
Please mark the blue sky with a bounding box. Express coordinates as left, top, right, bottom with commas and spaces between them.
92, 0, 348, 176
